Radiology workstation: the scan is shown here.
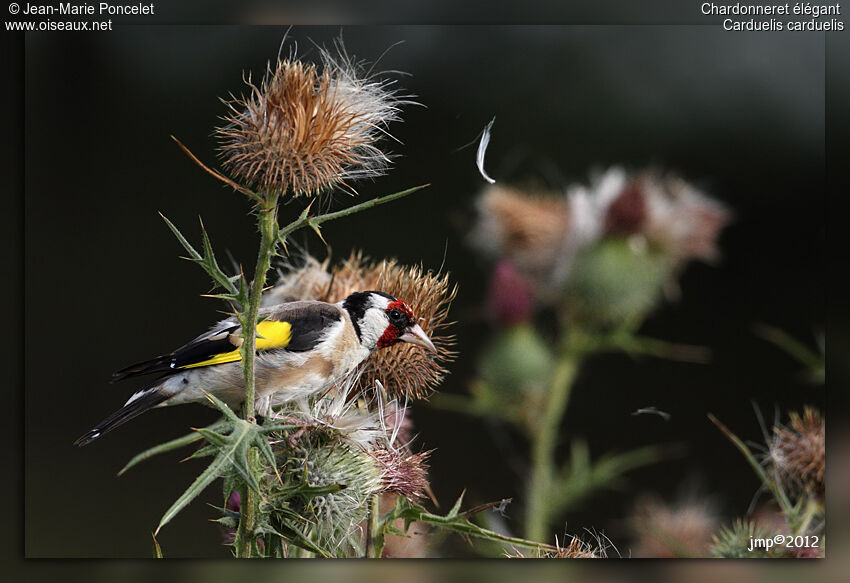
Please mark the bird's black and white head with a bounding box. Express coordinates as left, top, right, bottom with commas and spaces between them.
342, 291, 437, 353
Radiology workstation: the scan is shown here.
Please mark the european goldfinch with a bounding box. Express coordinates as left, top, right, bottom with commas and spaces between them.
75, 291, 436, 446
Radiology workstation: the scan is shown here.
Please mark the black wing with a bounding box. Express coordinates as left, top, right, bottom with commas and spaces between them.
112, 302, 342, 381
278, 301, 342, 351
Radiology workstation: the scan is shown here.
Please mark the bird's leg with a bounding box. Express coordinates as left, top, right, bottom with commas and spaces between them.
253, 394, 272, 421
266, 407, 293, 421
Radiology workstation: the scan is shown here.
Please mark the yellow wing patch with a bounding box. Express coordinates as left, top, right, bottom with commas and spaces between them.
255, 320, 293, 350
180, 321, 293, 369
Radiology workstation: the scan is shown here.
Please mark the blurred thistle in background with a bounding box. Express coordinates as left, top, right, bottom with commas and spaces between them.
437, 167, 731, 544
470, 167, 730, 322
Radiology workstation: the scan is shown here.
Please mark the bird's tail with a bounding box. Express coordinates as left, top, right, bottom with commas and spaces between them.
74, 387, 169, 447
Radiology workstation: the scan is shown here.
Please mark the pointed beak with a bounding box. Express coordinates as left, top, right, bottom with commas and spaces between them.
398, 323, 437, 353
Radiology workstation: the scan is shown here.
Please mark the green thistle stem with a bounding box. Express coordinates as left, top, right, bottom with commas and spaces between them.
240, 193, 281, 423
276, 185, 429, 245
524, 333, 583, 543
235, 191, 280, 558
367, 494, 382, 558
230, 184, 425, 558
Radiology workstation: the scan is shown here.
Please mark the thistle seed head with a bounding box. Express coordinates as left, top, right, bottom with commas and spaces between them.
769, 407, 825, 498
217, 48, 403, 197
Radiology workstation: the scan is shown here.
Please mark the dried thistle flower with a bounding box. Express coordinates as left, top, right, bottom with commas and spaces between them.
508, 535, 602, 558
217, 48, 403, 197
630, 496, 718, 558
548, 536, 602, 559
370, 446, 430, 500
263, 251, 457, 399
769, 407, 825, 498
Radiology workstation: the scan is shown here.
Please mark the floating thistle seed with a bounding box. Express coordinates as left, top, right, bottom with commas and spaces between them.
769, 407, 825, 498
217, 49, 403, 198
264, 251, 457, 399
380, 399, 415, 448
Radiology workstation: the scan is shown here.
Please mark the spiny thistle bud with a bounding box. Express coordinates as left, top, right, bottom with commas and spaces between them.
477, 323, 554, 431
769, 407, 825, 498
300, 444, 382, 546
263, 251, 457, 399
271, 424, 383, 549
267, 390, 431, 551
217, 48, 403, 197
711, 520, 782, 558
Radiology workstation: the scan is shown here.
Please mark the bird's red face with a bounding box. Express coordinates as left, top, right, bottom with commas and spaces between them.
377, 299, 436, 352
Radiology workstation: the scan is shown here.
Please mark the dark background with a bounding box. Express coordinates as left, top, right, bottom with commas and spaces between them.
24, 26, 825, 557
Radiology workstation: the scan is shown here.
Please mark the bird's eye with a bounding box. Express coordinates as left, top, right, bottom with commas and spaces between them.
389, 309, 402, 321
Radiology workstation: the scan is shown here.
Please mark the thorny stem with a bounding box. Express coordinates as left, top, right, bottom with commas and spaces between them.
229, 184, 425, 558
367, 494, 382, 558
277, 185, 429, 245
235, 190, 280, 558
791, 498, 822, 537
524, 331, 584, 543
